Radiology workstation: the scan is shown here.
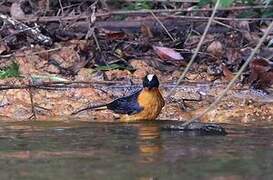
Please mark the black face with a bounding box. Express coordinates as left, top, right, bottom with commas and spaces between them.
143, 74, 159, 89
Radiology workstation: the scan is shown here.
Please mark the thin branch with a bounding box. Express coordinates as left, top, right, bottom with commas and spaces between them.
187, 21, 273, 125
167, 15, 273, 21
0, 80, 129, 91
150, 11, 175, 41
58, 0, 64, 15
167, 0, 221, 98
0, 14, 52, 46
100, 0, 109, 9
0, 47, 62, 59
102, 5, 273, 15
213, 19, 242, 32
28, 81, 36, 120
15, 5, 273, 23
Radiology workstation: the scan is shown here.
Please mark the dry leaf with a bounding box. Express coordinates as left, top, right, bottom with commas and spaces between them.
10, 0, 26, 19
207, 40, 223, 57
243, 32, 260, 44
226, 48, 242, 65
153, 46, 184, 61
238, 21, 250, 32
141, 25, 153, 38
249, 58, 273, 89
101, 29, 127, 40
221, 64, 234, 81
0, 43, 9, 55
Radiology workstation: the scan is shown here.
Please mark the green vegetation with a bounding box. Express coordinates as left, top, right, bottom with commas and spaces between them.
199, 0, 272, 7
125, 0, 153, 10
106, 0, 152, 10
198, 0, 273, 18
95, 63, 135, 71
198, 0, 234, 7
0, 62, 20, 79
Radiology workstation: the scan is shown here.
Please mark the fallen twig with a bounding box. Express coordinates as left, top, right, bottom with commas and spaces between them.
167, 0, 221, 97
28, 80, 36, 120
167, 15, 273, 21
15, 5, 273, 23
191, 21, 273, 123
0, 47, 62, 59
150, 11, 175, 41
0, 13, 53, 46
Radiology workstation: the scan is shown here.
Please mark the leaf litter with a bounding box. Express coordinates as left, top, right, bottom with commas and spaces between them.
0, 0, 272, 122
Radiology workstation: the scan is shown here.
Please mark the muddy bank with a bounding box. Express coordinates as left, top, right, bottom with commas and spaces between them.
0, 78, 272, 123
0, 1, 272, 123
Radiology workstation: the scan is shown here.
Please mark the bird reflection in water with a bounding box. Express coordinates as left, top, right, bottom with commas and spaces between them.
136, 123, 162, 163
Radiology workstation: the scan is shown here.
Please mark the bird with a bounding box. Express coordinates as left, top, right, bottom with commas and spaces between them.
72, 74, 165, 122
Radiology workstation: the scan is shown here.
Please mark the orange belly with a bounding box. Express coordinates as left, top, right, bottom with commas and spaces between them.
120, 88, 165, 122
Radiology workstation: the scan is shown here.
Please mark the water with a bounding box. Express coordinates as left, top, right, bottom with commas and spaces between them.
0, 121, 272, 180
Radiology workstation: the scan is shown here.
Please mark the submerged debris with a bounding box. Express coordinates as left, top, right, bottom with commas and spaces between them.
161, 121, 227, 136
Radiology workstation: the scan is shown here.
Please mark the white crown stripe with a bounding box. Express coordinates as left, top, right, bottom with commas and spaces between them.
147, 74, 154, 82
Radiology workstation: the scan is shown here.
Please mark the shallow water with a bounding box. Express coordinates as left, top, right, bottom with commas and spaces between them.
0, 121, 273, 180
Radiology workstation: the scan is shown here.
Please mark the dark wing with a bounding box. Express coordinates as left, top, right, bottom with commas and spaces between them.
107, 89, 143, 115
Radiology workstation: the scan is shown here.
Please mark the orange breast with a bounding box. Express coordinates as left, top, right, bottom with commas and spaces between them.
120, 88, 165, 122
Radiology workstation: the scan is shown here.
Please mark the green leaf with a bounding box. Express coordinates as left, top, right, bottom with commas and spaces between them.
124, 0, 152, 10
220, 0, 233, 7
262, 9, 273, 18
95, 64, 135, 71
198, 0, 212, 7
198, 0, 233, 7
238, 10, 259, 18
0, 62, 20, 79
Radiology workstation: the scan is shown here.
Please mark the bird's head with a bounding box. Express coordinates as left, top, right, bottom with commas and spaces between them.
143, 74, 160, 89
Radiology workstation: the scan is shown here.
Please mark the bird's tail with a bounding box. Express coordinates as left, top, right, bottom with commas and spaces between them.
71, 103, 108, 115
